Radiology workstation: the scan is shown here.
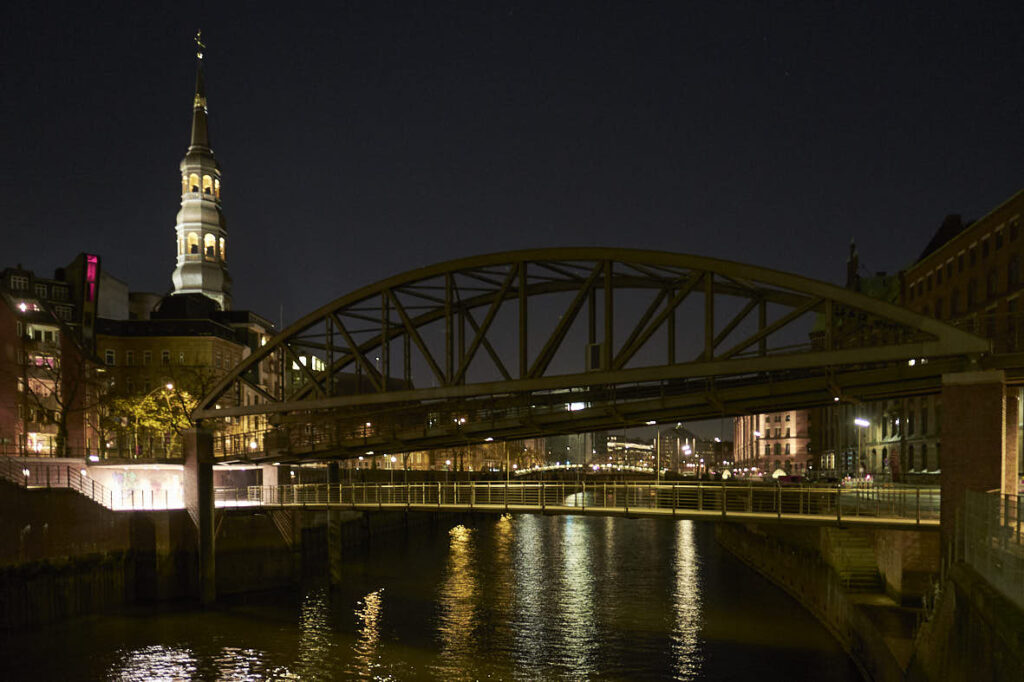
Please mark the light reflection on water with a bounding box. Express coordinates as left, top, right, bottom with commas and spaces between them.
9, 516, 862, 681
112, 644, 198, 681
672, 521, 703, 680
433, 524, 479, 680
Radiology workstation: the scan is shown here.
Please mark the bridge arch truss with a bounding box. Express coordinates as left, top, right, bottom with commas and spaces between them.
195, 248, 988, 459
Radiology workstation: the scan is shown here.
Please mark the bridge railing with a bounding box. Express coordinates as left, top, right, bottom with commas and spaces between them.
239, 481, 940, 524
963, 491, 1024, 609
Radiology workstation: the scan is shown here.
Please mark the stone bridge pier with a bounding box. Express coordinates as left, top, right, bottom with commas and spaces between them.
940, 370, 1019, 555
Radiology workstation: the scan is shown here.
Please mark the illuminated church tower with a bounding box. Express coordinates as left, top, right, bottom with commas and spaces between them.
170, 32, 232, 310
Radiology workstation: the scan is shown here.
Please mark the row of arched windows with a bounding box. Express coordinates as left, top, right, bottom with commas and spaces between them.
181, 173, 221, 199
180, 232, 226, 261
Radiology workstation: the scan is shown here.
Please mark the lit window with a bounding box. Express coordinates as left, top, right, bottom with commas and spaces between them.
187, 233, 200, 254
162, 350, 170, 366
204, 233, 216, 260
143, 350, 151, 366
34, 283, 47, 298
219, 237, 225, 261
203, 175, 213, 194
189, 173, 200, 192
105, 349, 115, 366
178, 351, 185, 365
181, 174, 189, 195
214, 178, 220, 199
9, 275, 28, 290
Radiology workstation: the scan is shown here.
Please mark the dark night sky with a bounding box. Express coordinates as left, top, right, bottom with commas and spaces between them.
3, 1, 1022, 326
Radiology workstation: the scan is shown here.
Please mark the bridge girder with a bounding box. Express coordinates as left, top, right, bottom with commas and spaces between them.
195, 249, 989, 460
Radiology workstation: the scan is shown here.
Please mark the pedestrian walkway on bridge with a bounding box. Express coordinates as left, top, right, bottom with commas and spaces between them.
219, 480, 941, 530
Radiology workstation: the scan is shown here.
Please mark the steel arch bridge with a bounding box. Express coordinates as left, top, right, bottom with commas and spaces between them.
194, 248, 989, 461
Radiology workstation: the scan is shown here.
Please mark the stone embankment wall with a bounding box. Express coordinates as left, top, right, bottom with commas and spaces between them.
719, 522, 1024, 682
716, 523, 906, 682
1, 477, 466, 627
907, 563, 1024, 682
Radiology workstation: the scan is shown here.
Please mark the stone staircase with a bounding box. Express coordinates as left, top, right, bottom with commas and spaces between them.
826, 528, 883, 593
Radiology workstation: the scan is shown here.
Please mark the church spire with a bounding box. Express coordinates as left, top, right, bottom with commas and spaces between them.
189, 31, 210, 152
171, 30, 232, 311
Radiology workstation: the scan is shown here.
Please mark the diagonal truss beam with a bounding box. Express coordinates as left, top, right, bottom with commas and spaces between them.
613, 272, 704, 369
528, 262, 605, 378
387, 288, 446, 385
718, 296, 823, 360
329, 313, 383, 392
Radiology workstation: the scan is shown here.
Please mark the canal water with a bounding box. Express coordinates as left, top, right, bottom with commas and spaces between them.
3, 516, 862, 681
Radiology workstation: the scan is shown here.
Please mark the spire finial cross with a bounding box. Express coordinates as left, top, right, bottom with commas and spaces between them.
195, 30, 205, 60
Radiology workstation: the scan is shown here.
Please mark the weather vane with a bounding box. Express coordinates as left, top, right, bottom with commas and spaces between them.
195, 29, 205, 60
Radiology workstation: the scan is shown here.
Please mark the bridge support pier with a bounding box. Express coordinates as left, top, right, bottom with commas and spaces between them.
940, 371, 1019, 555
184, 427, 215, 605
327, 462, 343, 586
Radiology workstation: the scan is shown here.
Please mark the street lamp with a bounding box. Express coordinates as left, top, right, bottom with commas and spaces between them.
854, 418, 870, 477
134, 382, 174, 458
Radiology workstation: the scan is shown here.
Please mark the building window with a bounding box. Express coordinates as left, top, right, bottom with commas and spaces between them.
774, 443, 781, 455
996, 231, 1004, 250
125, 350, 134, 366
178, 351, 185, 365
189, 173, 200, 192
1009, 256, 1020, 288
1012, 218, 1020, 241
982, 239, 990, 259
220, 237, 226, 261
10, 275, 28, 290
188, 233, 200, 254
105, 349, 115, 366
987, 269, 998, 298
785, 414, 791, 422
970, 246, 977, 266
34, 283, 47, 298
203, 175, 213, 194
936, 268, 943, 285
204, 233, 217, 260
946, 261, 953, 279
967, 279, 977, 308
161, 350, 170, 366
785, 443, 791, 455
958, 253, 965, 272
786, 427, 791, 437
950, 288, 960, 317
214, 178, 221, 199
882, 418, 888, 438
143, 350, 152, 366
921, 407, 928, 434
934, 297, 943, 319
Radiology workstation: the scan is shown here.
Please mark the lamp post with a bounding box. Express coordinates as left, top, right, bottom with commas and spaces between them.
134, 382, 173, 458
854, 418, 870, 478
753, 430, 762, 478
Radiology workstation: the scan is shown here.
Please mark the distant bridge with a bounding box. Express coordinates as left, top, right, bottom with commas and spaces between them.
217, 481, 941, 531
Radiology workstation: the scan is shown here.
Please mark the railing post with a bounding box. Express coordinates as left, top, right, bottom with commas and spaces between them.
438, 481, 441, 508
672, 484, 676, 517
581, 481, 586, 511
917, 487, 921, 525
541, 480, 545, 511
777, 485, 782, 519
722, 484, 727, 518
836, 487, 842, 523
697, 481, 703, 511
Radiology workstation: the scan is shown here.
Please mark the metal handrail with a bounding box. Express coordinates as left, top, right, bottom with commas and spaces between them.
239, 480, 940, 525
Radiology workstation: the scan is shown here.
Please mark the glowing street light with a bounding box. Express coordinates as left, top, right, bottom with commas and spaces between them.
854, 418, 870, 476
